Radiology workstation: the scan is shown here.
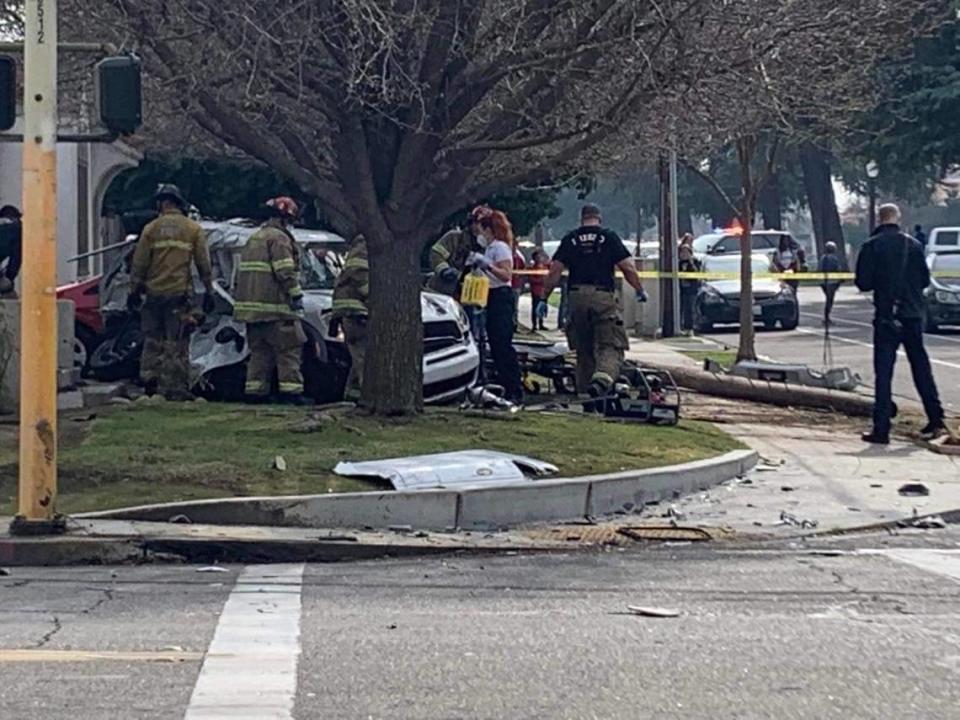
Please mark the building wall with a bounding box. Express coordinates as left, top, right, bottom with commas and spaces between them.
0, 139, 141, 284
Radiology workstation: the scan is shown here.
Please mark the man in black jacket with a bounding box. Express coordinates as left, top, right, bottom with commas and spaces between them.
855, 203, 945, 444
0, 205, 22, 298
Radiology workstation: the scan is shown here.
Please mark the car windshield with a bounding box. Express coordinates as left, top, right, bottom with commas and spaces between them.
704, 255, 771, 276
299, 247, 340, 290
932, 254, 960, 282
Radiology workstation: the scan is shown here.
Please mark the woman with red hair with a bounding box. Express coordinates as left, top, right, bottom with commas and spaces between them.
469, 210, 524, 403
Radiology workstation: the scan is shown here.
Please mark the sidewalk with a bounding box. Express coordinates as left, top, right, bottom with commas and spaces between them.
665, 421, 960, 538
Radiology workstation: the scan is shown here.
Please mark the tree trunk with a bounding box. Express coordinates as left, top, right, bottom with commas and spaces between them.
800, 143, 847, 266
758, 173, 783, 230
736, 138, 758, 363
737, 206, 757, 362
362, 231, 424, 415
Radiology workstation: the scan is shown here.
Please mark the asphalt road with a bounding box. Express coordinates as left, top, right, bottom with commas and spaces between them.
2, 534, 960, 719
699, 285, 960, 414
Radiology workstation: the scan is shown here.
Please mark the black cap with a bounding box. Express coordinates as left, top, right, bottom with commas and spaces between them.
581, 203, 602, 220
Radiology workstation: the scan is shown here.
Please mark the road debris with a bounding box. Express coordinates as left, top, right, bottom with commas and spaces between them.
781, 486, 796, 492
897, 483, 929, 497
627, 605, 681, 618
779, 511, 818, 529
334, 450, 557, 490
168, 514, 192, 524
273, 455, 287, 472
196, 566, 229, 574
899, 514, 948, 530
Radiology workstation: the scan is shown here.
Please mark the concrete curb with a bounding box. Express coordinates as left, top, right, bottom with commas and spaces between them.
77, 449, 758, 532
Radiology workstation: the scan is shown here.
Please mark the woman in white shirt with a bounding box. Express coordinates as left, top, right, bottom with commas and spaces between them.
469, 210, 524, 403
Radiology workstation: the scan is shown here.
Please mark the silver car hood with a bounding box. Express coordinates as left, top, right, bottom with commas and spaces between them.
302, 288, 463, 325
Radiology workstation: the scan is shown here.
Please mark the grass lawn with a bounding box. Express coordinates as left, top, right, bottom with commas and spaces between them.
0, 403, 743, 514
680, 350, 740, 368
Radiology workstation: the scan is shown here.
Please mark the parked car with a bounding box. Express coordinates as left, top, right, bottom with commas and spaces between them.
692, 229, 797, 261
58, 220, 480, 404
924, 251, 960, 332
926, 227, 960, 254
694, 254, 799, 332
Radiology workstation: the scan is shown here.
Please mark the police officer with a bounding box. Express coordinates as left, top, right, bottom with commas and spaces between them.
129, 184, 214, 400
545, 204, 646, 397
0, 205, 22, 299
427, 205, 492, 295
856, 203, 945, 444
234, 196, 308, 405
330, 235, 369, 403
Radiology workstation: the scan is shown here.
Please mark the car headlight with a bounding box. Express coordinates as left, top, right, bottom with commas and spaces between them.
702, 287, 725, 304
935, 290, 960, 304
457, 306, 470, 331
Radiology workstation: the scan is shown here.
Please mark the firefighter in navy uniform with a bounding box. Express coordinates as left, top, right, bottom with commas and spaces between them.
129, 184, 215, 400
545, 203, 646, 397
234, 196, 309, 405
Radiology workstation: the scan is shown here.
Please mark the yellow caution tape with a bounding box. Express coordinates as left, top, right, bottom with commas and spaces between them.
512, 268, 960, 281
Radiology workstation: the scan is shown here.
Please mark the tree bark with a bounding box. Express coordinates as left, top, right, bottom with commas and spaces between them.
757, 173, 783, 230
362, 230, 424, 415
736, 139, 758, 363
800, 143, 847, 266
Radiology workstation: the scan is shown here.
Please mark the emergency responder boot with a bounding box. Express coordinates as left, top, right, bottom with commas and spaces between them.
278, 393, 312, 407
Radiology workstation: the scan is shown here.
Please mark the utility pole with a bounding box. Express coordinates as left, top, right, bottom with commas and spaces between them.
659, 155, 677, 337
669, 149, 681, 335
13, 0, 62, 534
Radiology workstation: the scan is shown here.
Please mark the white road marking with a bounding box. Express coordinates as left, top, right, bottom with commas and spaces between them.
801, 311, 960, 346
794, 327, 960, 371
185, 564, 305, 720
863, 549, 960, 583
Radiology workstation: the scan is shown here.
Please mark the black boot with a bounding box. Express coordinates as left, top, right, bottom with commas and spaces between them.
919, 421, 947, 441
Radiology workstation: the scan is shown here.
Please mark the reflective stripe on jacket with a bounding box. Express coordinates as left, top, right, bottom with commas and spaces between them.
331, 240, 369, 318
131, 210, 212, 297
234, 223, 304, 323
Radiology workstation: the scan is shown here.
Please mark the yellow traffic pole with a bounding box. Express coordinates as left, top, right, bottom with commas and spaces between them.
13, 0, 62, 534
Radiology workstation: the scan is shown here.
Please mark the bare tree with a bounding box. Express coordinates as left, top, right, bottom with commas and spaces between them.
674, 0, 936, 362
61, 0, 934, 407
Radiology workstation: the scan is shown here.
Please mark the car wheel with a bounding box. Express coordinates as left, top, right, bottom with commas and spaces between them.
89, 324, 143, 382
762, 319, 777, 331
303, 340, 350, 404
781, 305, 800, 331
74, 325, 100, 377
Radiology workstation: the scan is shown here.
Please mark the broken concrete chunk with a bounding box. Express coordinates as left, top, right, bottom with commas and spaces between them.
897, 483, 929, 497
627, 605, 681, 618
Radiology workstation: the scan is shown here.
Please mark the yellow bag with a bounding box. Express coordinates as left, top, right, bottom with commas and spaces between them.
460, 271, 489, 308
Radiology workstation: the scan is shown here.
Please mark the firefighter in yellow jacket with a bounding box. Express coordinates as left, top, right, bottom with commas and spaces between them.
129, 184, 214, 400
331, 235, 369, 402
427, 205, 492, 295
234, 196, 308, 404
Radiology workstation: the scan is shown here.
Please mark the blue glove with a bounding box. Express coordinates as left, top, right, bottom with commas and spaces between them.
439, 267, 459, 283
636, 288, 648, 303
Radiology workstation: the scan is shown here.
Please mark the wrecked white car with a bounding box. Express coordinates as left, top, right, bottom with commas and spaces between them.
87, 219, 480, 404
